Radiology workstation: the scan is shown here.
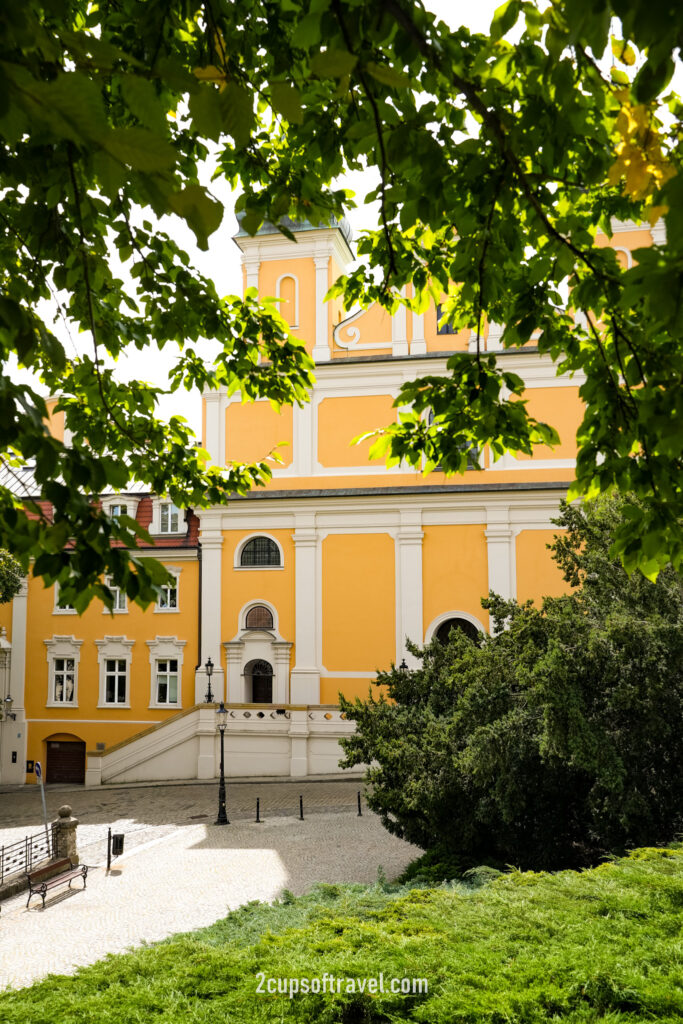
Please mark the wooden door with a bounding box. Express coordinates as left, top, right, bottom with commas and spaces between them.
46, 740, 86, 784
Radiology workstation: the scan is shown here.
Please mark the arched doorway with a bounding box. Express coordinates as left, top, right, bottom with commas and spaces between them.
45, 734, 86, 785
245, 659, 273, 703
435, 617, 482, 645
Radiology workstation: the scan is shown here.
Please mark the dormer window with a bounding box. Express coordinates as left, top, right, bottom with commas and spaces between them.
110, 503, 127, 520
160, 503, 180, 534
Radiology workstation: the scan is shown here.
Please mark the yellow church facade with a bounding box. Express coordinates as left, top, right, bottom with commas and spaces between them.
0, 217, 659, 787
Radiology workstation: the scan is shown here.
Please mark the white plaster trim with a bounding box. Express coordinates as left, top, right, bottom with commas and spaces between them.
234, 532, 284, 569
100, 495, 141, 520
239, 598, 280, 633
320, 669, 378, 678
95, 635, 135, 709
147, 498, 188, 538
45, 635, 83, 708
275, 272, 300, 328
147, 635, 186, 709
424, 610, 487, 642
235, 229, 353, 273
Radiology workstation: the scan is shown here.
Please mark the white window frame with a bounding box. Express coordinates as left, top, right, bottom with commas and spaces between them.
53, 582, 76, 615
424, 610, 487, 644
234, 533, 284, 570
155, 568, 180, 613
148, 497, 187, 537
95, 636, 135, 708
103, 576, 128, 614
101, 495, 140, 520
147, 636, 186, 709
45, 635, 83, 708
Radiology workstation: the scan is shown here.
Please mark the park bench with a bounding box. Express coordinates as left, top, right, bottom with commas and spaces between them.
26, 858, 87, 909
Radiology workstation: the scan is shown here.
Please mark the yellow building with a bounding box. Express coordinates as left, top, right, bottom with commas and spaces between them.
0, 217, 660, 787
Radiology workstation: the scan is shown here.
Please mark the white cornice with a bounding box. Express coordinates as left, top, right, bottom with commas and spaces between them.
234, 227, 353, 272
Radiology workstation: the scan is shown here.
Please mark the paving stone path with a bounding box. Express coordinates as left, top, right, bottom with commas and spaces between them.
0, 781, 417, 990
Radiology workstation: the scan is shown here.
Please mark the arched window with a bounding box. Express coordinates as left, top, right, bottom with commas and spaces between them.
240, 536, 281, 567
245, 605, 274, 630
276, 274, 299, 328
245, 659, 273, 703
435, 617, 481, 645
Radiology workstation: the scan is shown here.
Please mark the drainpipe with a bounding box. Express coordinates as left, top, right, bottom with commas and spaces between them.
194, 540, 202, 674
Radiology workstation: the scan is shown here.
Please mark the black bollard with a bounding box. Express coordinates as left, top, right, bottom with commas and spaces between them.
299, 794, 304, 821
256, 797, 261, 823
357, 791, 362, 816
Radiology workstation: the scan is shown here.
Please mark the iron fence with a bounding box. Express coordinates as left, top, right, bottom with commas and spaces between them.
0, 825, 56, 885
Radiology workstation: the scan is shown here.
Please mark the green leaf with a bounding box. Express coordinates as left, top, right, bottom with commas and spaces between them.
219, 82, 255, 148
490, 0, 520, 41
310, 49, 358, 78
366, 62, 410, 89
611, 37, 636, 66
269, 81, 304, 124
102, 127, 176, 171
169, 184, 223, 250
189, 86, 223, 140
120, 75, 167, 131
292, 12, 322, 48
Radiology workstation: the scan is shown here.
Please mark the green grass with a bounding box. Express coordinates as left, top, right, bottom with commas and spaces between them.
2, 847, 682, 1023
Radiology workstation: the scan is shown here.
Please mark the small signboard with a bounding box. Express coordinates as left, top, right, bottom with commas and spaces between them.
34, 761, 42, 780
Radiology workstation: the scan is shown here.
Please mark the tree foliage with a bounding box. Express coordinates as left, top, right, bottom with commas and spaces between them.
339, 495, 683, 871
0, 549, 23, 604
1, 0, 682, 604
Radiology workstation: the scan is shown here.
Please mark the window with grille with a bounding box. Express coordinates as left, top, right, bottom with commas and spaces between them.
240, 536, 281, 567
105, 658, 127, 703
436, 303, 457, 335
52, 658, 75, 703
160, 502, 180, 533
245, 605, 274, 629
156, 658, 179, 704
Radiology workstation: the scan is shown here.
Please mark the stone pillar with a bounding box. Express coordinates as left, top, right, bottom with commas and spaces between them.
53, 805, 79, 865
288, 709, 309, 777
396, 511, 424, 667
2, 579, 28, 785
312, 254, 331, 362
196, 513, 225, 703
290, 516, 320, 704
224, 641, 244, 703
272, 641, 293, 704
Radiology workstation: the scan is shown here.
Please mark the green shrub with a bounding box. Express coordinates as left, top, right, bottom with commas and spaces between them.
340, 495, 683, 870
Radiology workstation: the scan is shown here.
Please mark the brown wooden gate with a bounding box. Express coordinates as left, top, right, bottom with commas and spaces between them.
46, 740, 86, 784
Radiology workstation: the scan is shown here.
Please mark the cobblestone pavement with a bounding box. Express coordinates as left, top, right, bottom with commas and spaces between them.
0, 782, 417, 991
0, 777, 367, 867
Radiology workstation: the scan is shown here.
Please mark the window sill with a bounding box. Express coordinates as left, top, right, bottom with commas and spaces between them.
234, 565, 284, 571
102, 608, 128, 614
46, 701, 79, 709
53, 609, 77, 615
149, 703, 182, 711
97, 702, 131, 710
154, 608, 180, 613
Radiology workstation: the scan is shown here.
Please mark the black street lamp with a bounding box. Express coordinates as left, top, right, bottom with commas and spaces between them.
215, 701, 229, 825
204, 657, 214, 704
399, 659, 408, 672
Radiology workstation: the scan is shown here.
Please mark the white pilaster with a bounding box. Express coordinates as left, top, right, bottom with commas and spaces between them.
485, 507, 516, 604
392, 289, 409, 356
203, 391, 222, 467
196, 514, 225, 703
290, 515, 320, 703
224, 641, 244, 703
196, 706, 218, 779
292, 400, 315, 476
486, 322, 504, 351
396, 510, 424, 666
651, 219, 667, 245
244, 256, 260, 294
312, 254, 331, 362
2, 579, 28, 784
272, 641, 293, 704
411, 311, 427, 355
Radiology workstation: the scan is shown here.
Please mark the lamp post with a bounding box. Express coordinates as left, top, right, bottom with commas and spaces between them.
215, 701, 229, 825
399, 659, 408, 672
203, 657, 214, 704
3, 694, 16, 721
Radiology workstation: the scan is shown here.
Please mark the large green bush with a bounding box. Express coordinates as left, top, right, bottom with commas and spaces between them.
340, 495, 683, 871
